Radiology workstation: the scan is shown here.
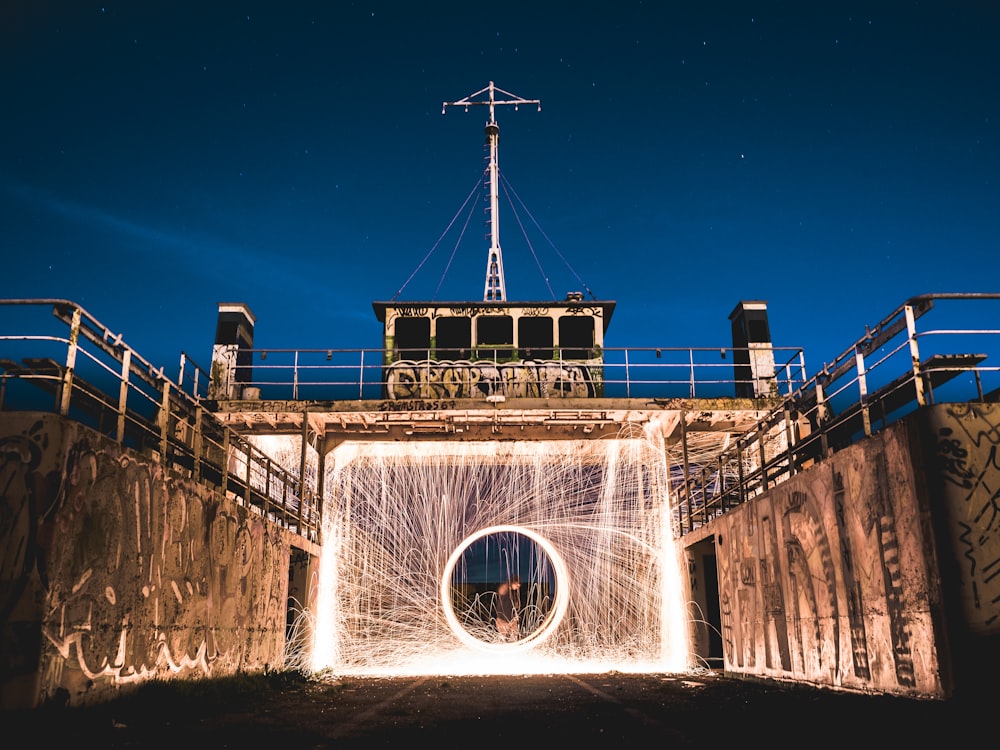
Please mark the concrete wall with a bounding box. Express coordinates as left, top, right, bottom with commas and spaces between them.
0, 413, 320, 710
683, 403, 1000, 700
918, 402, 1000, 692
6, 401, 996, 708
920, 402, 1000, 637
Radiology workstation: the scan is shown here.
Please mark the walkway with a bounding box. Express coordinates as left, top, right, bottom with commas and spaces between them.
5, 671, 979, 748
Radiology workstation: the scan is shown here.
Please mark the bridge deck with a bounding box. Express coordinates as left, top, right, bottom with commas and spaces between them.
209, 395, 777, 454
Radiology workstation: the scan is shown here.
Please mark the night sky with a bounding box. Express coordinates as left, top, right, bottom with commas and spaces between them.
2, 2, 997, 376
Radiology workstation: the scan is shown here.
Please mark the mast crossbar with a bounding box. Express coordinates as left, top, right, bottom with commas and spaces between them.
442, 81, 541, 302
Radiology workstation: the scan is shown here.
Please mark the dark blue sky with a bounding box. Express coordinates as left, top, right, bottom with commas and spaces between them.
2, 2, 997, 376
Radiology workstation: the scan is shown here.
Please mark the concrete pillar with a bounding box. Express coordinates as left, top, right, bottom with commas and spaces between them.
209, 302, 256, 400
729, 300, 776, 398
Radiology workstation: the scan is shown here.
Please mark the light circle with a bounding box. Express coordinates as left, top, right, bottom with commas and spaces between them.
440, 524, 570, 652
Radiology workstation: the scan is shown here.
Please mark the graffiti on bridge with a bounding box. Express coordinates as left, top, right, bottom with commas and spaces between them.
0, 416, 286, 698
933, 403, 1000, 633
386, 359, 597, 400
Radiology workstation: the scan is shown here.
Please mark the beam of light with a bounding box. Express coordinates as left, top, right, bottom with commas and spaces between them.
307, 433, 692, 677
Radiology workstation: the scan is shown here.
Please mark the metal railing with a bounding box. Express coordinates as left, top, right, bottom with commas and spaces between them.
670, 293, 1000, 535
217, 345, 808, 402
4, 294, 998, 542
0, 299, 320, 543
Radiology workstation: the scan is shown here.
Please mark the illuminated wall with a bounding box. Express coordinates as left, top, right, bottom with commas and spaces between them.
4, 401, 996, 708
921, 403, 1000, 638
0, 413, 319, 709
684, 404, 1000, 699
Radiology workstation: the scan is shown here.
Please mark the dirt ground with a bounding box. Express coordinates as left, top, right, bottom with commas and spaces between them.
5, 669, 981, 748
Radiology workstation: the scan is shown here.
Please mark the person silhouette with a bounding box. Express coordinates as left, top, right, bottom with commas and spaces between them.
495, 575, 521, 641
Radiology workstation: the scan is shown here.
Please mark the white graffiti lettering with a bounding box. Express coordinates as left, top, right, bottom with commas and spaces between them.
386, 359, 596, 400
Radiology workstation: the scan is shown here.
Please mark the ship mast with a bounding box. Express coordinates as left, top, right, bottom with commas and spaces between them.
443, 81, 541, 302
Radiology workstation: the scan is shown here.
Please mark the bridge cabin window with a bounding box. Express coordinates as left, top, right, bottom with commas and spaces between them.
374, 300, 614, 370
559, 316, 595, 360
476, 315, 515, 361
394, 317, 431, 360
436, 316, 471, 361
518, 317, 554, 360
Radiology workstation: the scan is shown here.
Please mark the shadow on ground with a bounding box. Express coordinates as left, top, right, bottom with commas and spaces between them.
4, 669, 982, 748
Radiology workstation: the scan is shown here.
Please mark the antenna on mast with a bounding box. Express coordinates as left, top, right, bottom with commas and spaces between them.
443, 81, 541, 302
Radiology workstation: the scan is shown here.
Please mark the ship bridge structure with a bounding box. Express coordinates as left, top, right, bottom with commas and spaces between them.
199, 296, 798, 680
0, 79, 997, 712
207, 297, 785, 455
207, 80, 791, 468
181, 291, 1000, 705
2, 291, 999, 710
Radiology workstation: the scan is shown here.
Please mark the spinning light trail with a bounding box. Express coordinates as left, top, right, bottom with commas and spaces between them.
304, 429, 691, 676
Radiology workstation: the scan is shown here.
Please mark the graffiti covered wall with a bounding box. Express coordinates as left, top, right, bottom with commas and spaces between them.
696, 419, 948, 698
923, 402, 1000, 637
0, 413, 315, 710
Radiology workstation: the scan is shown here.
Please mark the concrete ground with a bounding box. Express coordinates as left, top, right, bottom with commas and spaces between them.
5, 670, 980, 748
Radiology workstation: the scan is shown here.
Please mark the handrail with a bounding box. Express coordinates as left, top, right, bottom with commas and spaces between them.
4, 294, 999, 542
213, 344, 808, 402
0, 299, 320, 543
670, 293, 1000, 536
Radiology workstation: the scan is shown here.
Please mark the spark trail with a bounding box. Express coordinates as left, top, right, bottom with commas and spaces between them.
306, 431, 690, 676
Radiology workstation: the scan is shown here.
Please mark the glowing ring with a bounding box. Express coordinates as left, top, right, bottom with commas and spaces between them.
441, 524, 570, 652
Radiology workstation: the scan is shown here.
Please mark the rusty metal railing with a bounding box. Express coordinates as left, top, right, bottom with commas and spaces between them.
0, 299, 320, 543
211, 344, 808, 402
670, 293, 1000, 536
5, 294, 998, 542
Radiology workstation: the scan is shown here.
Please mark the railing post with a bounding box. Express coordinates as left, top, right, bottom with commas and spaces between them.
316, 448, 326, 544
816, 380, 830, 458
221, 426, 231, 496
264, 454, 272, 518
689, 348, 695, 398
293, 350, 300, 400
158, 376, 170, 457
244, 441, 252, 507
758, 424, 768, 491
624, 348, 630, 399
115, 349, 132, 445
854, 345, 872, 437
60, 306, 83, 417
718, 454, 726, 512
905, 303, 927, 407
359, 350, 365, 399
299, 414, 309, 530
193, 403, 203, 482
118, 349, 132, 445
736, 439, 746, 505
178, 352, 187, 393
281, 464, 288, 526
783, 404, 797, 476
700, 465, 708, 525
680, 414, 692, 534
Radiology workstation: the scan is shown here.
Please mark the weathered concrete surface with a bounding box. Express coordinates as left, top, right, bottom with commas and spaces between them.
6, 402, 998, 710
211, 395, 774, 451
685, 418, 949, 697
920, 403, 1000, 637
1, 671, 983, 749
683, 404, 1000, 700
0, 413, 320, 710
